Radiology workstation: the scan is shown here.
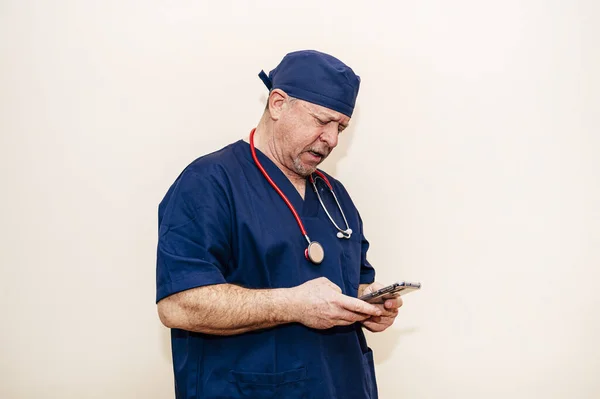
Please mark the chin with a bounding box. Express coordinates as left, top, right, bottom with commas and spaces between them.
292, 161, 317, 177
297, 168, 315, 177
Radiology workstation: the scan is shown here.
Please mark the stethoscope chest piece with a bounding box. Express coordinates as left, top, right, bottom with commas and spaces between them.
305, 241, 325, 264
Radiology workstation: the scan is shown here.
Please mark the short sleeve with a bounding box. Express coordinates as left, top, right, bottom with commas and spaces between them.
358, 213, 376, 285
156, 168, 231, 303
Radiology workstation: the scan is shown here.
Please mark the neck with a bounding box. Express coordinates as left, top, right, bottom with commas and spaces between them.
249, 118, 307, 194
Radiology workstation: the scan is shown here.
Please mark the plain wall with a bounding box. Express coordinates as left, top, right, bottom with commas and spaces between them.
1, 1, 599, 398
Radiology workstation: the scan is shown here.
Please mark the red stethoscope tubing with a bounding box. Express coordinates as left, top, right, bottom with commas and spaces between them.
249, 128, 310, 236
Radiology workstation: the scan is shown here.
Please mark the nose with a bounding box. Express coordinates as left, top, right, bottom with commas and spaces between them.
319, 124, 339, 149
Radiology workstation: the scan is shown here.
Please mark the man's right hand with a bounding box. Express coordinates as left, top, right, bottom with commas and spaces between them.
286, 277, 382, 329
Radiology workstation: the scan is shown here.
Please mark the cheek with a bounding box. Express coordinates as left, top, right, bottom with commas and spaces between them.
285, 131, 315, 150
297, 127, 323, 147
279, 117, 322, 152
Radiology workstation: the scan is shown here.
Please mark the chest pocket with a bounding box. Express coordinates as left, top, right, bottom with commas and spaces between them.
339, 235, 362, 297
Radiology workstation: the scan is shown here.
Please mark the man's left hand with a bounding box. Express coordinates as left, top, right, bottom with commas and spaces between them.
359, 282, 403, 333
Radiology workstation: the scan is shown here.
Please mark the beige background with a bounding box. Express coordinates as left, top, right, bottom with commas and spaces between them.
1, 0, 599, 398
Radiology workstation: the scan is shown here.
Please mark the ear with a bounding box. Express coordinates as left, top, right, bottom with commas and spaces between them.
267, 89, 288, 121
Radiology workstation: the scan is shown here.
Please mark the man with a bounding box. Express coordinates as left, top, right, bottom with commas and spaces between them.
156, 50, 402, 399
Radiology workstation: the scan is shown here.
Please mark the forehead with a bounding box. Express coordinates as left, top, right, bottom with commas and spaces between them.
298, 100, 351, 125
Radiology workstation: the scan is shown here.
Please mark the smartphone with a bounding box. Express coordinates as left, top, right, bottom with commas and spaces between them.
359, 281, 421, 303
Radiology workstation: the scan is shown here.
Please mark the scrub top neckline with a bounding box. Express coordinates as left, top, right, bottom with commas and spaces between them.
234, 139, 321, 217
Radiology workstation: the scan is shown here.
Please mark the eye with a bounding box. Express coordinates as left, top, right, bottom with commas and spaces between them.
315, 117, 327, 126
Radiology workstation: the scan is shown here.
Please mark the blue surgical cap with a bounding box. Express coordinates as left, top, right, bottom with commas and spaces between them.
258, 50, 361, 118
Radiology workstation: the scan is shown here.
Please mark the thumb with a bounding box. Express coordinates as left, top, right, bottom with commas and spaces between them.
364, 282, 385, 295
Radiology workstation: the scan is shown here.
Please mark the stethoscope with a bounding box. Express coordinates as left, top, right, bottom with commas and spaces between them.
249, 128, 352, 265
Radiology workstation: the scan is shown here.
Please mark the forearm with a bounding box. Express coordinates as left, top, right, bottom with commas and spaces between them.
157, 283, 296, 335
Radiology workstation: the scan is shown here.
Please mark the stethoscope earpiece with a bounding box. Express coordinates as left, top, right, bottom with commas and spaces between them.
336, 229, 353, 239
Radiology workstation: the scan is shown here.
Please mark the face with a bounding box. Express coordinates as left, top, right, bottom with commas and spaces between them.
270, 94, 351, 178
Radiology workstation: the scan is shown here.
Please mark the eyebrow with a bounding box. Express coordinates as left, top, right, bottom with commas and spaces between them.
312, 111, 350, 128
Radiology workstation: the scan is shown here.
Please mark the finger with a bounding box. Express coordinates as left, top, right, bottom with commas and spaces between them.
364, 313, 397, 325
380, 315, 398, 323
376, 316, 397, 328
362, 315, 395, 330
335, 309, 370, 324
338, 295, 382, 316
378, 308, 399, 318
370, 303, 398, 317
361, 320, 387, 333
384, 297, 403, 310
362, 282, 385, 295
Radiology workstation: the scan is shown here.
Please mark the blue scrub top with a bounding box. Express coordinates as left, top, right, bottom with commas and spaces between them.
157, 140, 378, 399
